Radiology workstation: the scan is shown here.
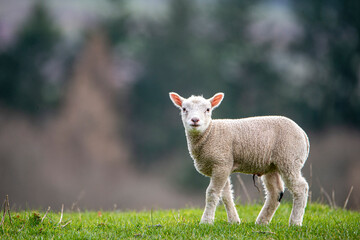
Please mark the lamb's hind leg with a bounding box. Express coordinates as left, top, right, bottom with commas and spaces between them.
256, 172, 284, 225
281, 171, 309, 226
221, 178, 240, 223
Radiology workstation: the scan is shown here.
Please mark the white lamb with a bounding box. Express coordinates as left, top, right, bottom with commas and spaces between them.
169, 92, 310, 226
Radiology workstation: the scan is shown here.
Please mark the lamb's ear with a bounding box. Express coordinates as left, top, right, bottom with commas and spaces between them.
209, 92, 224, 109
169, 92, 184, 108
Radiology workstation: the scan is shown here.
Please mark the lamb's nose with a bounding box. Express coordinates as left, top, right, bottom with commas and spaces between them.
191, 117, 200, 123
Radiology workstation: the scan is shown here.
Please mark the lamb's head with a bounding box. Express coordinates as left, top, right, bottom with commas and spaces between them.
169, 92, 224, 133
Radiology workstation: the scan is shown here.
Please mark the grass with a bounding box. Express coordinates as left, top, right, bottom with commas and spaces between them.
1, 203, 359, 239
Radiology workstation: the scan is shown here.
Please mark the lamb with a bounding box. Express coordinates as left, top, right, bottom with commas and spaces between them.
169, 92, 310, 226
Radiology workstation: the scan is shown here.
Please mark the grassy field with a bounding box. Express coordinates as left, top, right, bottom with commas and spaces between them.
0, 203, 359, 239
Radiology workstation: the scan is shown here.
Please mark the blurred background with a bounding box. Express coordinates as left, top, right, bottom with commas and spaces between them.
0, 0, 359, 211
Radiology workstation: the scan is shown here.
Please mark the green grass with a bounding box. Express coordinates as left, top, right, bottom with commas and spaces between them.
1, 203, 359, 239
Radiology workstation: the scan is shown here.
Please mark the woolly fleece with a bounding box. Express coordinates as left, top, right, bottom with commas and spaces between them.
169, 92, 309, 226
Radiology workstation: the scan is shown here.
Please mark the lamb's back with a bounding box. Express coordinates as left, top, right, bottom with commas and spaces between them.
211, 116, 308, 174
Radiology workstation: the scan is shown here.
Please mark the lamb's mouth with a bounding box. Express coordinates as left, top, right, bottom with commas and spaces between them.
190, 124, 200, 128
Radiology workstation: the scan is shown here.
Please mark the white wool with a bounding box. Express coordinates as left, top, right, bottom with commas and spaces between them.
169, 92, 309, 226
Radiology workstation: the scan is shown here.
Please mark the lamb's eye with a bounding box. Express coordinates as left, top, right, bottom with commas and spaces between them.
206, 108, 210, 112
182, 108, 187, 112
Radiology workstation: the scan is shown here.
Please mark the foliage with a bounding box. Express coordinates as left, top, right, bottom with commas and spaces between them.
0, 203, 359, 239
0, 1, 63, 114
291, 0, 360, 128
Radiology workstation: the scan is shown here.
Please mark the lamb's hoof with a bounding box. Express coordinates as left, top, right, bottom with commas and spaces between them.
289, 220, 302, 226
228, 219, 241, 224
200, 219, 214, 224
255, 219, 270, 225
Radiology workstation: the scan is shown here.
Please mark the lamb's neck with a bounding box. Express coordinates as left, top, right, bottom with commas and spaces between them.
185, 121, 213, 148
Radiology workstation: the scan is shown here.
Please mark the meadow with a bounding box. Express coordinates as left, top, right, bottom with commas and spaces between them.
1, 202, 359, 239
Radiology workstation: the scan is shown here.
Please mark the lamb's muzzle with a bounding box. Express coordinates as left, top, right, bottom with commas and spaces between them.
169, 92, 310, 226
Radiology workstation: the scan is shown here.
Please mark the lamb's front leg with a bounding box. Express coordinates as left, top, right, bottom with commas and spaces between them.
200, 171, 229, 224
221, 178, 240, 223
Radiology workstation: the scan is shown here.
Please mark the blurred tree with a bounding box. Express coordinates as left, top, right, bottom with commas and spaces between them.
0, 1, 62, 114
213, 0, 286, 118
103, 0, 129, 46
291, 0, 360, 128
